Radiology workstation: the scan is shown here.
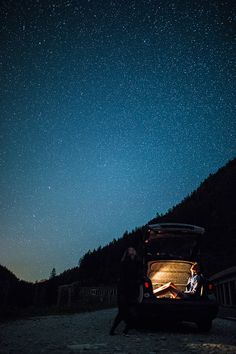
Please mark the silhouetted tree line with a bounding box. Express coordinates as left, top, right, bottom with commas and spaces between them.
149, 158, 236, 275
70, 158, 236, 283
1, 158, 235, 311
78, 229, 145, 286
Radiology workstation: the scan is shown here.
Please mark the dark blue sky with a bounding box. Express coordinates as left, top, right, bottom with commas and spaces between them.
0, 0, 235, 282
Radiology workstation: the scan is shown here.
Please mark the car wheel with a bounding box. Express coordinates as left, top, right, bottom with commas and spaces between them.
196, 319, 212, 332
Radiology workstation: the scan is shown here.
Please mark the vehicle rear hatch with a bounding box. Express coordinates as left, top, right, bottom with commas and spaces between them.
145, 223, 205, 298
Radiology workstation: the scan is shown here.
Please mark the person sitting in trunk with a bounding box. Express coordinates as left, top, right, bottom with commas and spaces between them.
183, 262, 204, 297
154, 263, 204, 298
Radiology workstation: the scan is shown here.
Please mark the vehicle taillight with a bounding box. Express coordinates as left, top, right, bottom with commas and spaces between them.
208, 283, 214, 292
144, 281, 150, 289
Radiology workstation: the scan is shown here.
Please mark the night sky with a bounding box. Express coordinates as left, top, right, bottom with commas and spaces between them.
1, 0, 235, 282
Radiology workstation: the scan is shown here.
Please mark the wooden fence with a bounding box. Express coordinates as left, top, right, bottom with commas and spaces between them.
57, 282, 117, 308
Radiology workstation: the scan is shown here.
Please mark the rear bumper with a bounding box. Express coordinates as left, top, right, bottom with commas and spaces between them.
137, 297, 218, 323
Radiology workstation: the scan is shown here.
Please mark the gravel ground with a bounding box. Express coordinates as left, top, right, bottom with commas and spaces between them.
0, 308, 236, 354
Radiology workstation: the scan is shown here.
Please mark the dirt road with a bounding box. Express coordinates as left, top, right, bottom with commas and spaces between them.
1, 308, 236, 354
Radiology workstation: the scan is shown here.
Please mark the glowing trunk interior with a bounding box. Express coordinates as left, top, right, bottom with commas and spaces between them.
147, 260, 194, 298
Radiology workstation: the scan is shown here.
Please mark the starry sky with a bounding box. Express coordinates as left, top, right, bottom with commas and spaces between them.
0, 0, 235, 282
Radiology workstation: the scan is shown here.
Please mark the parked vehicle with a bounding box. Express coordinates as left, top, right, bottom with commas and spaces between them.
137, 223, 218, 331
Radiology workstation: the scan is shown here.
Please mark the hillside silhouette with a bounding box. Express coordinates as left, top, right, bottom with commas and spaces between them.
74, 157, 236, 284
0, 264, 18, 283
0, 265, 34, 315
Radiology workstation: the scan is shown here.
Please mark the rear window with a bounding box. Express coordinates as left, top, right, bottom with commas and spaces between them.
146, 237, 199, 260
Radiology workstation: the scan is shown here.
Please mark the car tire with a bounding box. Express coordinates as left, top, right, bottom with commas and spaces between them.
196, 319, 212, 332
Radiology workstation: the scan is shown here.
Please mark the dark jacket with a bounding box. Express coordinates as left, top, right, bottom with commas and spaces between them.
118, 257, 143, 305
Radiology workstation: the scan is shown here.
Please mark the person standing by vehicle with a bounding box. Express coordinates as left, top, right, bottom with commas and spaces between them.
109, 246, 143, 335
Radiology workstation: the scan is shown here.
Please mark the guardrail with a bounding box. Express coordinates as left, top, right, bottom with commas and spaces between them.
210, 266, 236, 307
57, 282, 117, 308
